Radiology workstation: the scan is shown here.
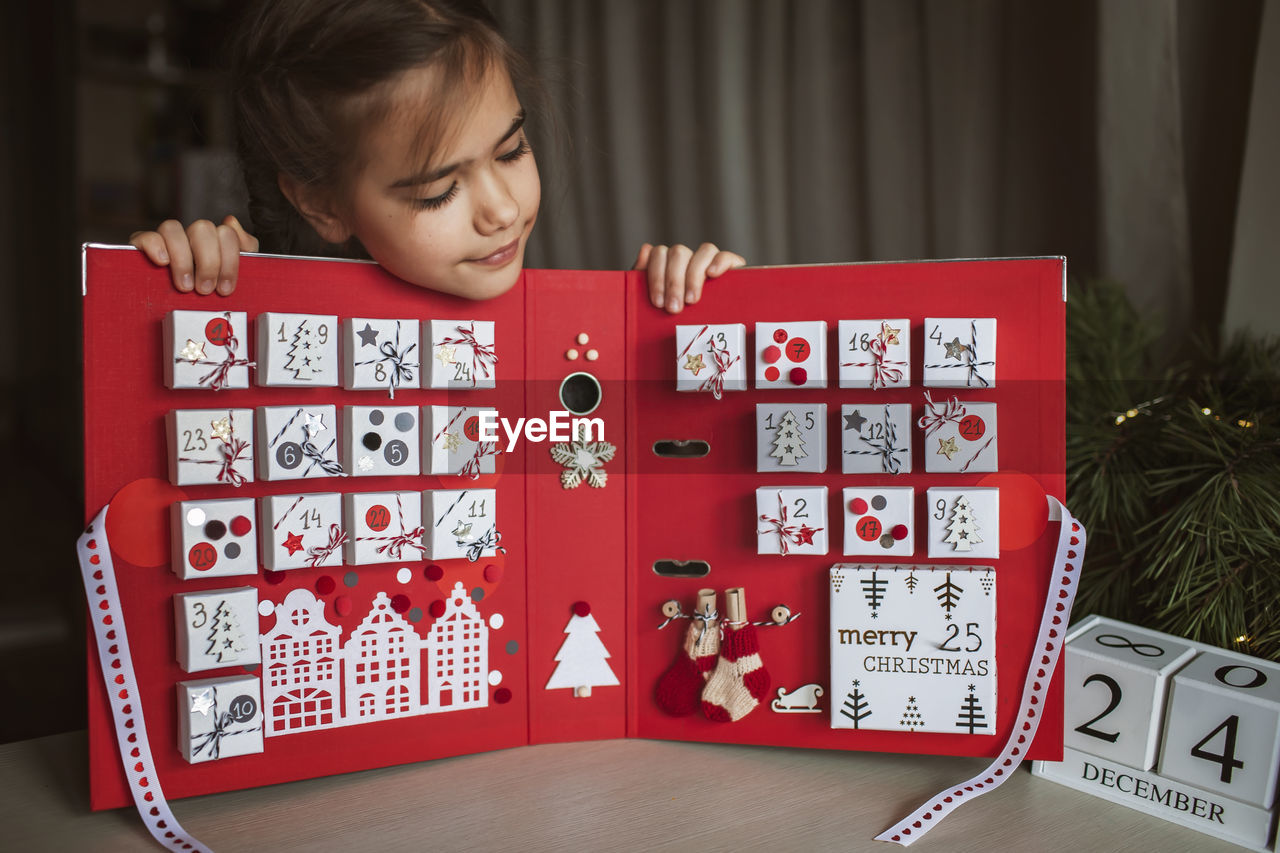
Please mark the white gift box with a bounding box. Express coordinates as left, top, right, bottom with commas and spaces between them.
425, 405, 500, 477
923, 317, 997, 388
255, 312, 339, 387
344, 491, 426, 565
259, 492, 345, 570
256, 405, 343, 481
166, 408, 255, 486
755, 486, 828, 555
174, 586, 261, 673
754, 321, 827, 389
177, 674, 264, 763
428, 319, 497, 389
674, 323, 747, 396
919, 396, 998, 473
842, 486, 915, 557
837, 319, 910, 389
342, 317, 421, 396
841, 404, 912, 475
756, 403, 827, 473
164, 310, 252, 390
170, 497, 258, 579
342, 405, 421, 477
424, 488, 499, 560
926, 487, 1000, 559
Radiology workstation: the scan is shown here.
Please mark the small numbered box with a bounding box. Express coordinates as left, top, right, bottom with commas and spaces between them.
164, 310, 251, 390
256, 405, 343, 480
424, 488, 499, 560
344, 491, 426, 565
756, 486, 828, 556
927, 487, 999, 559
837, 319, 910, 389
920, 398, 998, 473
174, 587, 260, 673
675, 323, 747, 395
923, 318, 996, 388
1157, 650, 1280, 808
170, 498, 258, 579
842, 404, 912, 474
343, 405, 421, 477
177, 674, 264, 763
757, 403, 827, 473
256, 312, 338, 386
166, 408, 255, 486
755, 321, 827, 389
1064, 621, 1197, 770
428, 319, 496, 389
343, 317, 421, 396
259, 492, 344, 570
843, 486, 914, 557
425, 405, 500, 477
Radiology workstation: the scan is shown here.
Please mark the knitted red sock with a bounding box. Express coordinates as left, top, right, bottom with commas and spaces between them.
701, 621, 770, 722
655, 609, 719, 716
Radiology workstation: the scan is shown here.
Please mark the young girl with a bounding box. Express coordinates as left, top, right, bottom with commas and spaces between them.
129, 0, 743, 313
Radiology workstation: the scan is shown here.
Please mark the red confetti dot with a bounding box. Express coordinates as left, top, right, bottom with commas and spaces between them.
424, 564, 445, 582
263, 570, 286, 585
891, 524, 909, 541
789, 366, 808, 385
391, 594, 411, 613
762, 345, 782, 364
772, 328, 788, 344
764, 365, 780, 382
429, 599, 447, 618
484, 563, 503, 583
850, 498, 869, 515
494, 687, 512, 704
230, 515, 252, 536
335, 595, 353, 617
573, 601, 591, 617
315, 576, 336, 595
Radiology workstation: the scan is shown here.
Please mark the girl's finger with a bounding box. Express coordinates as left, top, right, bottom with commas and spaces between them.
708, 251, 747, 277
664, 244, 693, 312
684, 243, 721, 305
646, 244, 669, 308
632, 242, 653, 271
128, 231, 170, 266
157, 219, 196, 293
215, 223, 242, 295
223, 215, 260, 252
187, 219, 222, 295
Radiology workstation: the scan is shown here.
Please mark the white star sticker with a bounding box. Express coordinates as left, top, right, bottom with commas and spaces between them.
190, 688, 215, 716
304, 412, 327, 439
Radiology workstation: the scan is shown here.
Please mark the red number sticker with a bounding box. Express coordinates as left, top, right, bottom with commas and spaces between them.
857, 517, 883, 541
365, 505, 391, 532
204, 317, 232, 346
188, 542, 218, 571
786, 337, 810, 362
959, 415, 986, 441
463, 416, 480, 442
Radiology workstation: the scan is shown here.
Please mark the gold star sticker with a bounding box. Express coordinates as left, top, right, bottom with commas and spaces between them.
435, 344, 457, 365
937, 436, 959, 459
179, 339, 207, 362
441, 431, 462, 452
209, 416, 233, 442
882, 325, 901, 346
683, 353, 706, 375
943, 337, 968, 360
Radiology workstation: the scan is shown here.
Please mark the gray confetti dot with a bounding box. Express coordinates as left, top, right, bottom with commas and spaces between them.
369, 409, 385, 425
871, 495, 887, 511
879, 534, 894, 549
471, 587, 485, 602
344, 571, 359, 588
407, 607, 424, 623
224, 542, 241, 559
394, 412, 415, 432
506, 640, 519, 655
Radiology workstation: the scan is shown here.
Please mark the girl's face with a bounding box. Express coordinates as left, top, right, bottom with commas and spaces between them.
342, 65, 540, 300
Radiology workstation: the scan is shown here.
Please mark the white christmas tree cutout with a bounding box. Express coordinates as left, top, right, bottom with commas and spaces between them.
769, 410, 807, 466
545, 602, 619, 697
206, 600, 247, 663
943, 495, 982, 551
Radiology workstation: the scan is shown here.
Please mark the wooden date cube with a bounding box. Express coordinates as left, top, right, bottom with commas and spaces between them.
170, 497, 258, 579
164, 310, 251, 390
756, 403, 826, 473
842, 486, 914, 557
342, 317, 421, 395
841, 404, 912, 475
1157, 649, 1280, 808
923, 317, 996, 388
425, 405, 500, 477
424, 488, 498, 560
675, 323, 747, 394
174, 587, 260, 673
754, 321, 827, 389
926, 487, 999, 559
756, 486, 828, 556
258, 492, 344, 570
836, 319, 910, 389
255, 312, 338, 387
177, 674, 264, 763
344, 491, 426, 565
256, 405, 343, 481
428, 319, 496, 389
166, 408, 255, 487
1064, 621, 1197, 770
342, 405, 421, 477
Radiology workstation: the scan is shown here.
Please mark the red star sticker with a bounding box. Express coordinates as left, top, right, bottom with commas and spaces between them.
282, 531, 305, 555
796, 525, 817, 545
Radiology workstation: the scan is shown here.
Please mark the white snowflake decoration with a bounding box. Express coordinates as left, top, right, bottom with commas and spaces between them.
550, 426, 617, 489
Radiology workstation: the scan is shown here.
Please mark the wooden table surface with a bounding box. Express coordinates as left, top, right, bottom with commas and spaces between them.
0, 730, 1250, 852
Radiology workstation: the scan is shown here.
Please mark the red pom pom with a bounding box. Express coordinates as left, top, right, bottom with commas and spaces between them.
334, 595, 353, 617
572, 601, 591, 617
891, 524, 909, 541
391, 594, 411, 613
493, 688, 512, 704
229, 516, 252, 536
772, 328, 789, 344
850, 498, 868, 515
424, 564, 445, 582
315, 575, 336, 595
764, 366, 780, 382
484, 563, 503, 583
762, 345, 782, 364
429, 599, 447, 618
789, 367, 808, 386
263, 570, 286, 585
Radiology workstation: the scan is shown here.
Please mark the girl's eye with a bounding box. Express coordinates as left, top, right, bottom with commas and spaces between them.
498, 137, 531, 163
412, 182, 459, 210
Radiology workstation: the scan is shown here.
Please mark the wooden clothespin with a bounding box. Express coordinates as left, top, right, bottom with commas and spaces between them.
725, 587, 745, 624
696, 588, 716, 617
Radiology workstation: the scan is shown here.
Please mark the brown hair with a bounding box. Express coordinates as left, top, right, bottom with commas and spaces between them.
229, 0, 538, 256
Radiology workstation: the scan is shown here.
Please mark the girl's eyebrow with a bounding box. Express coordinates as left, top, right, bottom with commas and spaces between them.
389, 111, 526, 189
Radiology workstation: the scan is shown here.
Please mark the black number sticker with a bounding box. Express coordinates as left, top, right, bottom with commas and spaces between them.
1073, 673, 1122, 743
1190, 715, 1244, 783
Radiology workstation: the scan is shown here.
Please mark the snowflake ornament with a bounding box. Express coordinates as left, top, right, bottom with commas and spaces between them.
550, 426, 617, 489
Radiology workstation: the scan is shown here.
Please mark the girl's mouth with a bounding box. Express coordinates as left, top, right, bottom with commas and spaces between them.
469, 238, 520, 267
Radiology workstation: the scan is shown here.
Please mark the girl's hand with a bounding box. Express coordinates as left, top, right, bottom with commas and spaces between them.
129, 215, 260, 295
633, 242, 746, 313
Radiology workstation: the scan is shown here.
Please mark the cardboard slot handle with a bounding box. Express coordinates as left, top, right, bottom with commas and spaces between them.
652, 559, 711, 578
651, 439, 710, 458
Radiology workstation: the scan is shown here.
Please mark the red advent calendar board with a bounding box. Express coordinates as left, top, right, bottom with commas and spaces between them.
83, 246, 1067, 810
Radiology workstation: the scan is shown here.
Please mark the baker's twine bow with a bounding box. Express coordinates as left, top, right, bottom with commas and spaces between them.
442, 322, 497, 386
841, 322, 904, 389
917, 391, 967, 437
699, 339, 741, 400
193, 328, 256, 391
459, 440, 501, 479
307, 523, 348, 567
463, 527, 506, 562
757, 493, 821, 556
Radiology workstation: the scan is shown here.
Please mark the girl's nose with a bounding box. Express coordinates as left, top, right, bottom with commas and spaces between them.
473, 170, 519, 235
